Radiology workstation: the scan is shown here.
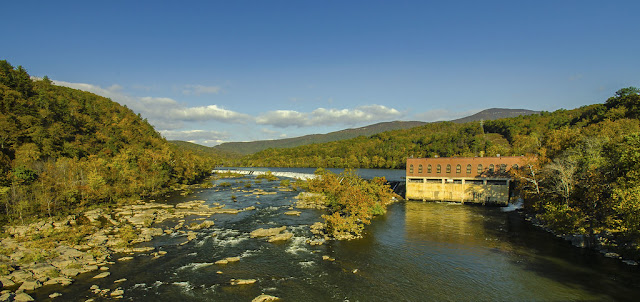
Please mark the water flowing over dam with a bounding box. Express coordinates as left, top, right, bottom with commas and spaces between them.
212, 169, 318, 180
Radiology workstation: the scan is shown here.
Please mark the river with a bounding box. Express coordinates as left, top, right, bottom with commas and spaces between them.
32, 168, 640, 301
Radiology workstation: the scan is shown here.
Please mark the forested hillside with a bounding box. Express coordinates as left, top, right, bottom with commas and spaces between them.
213, 121, 427, 155
0, 61, 218, 224
238, 108, 583, 168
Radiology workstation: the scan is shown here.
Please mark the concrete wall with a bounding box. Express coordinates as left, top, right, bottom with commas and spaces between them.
405, 177, 511, 205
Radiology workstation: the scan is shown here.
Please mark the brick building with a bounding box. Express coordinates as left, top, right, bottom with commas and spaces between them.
405, 156, 529, 205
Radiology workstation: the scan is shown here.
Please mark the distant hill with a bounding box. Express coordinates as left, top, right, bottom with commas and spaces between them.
169, 140, 239, 158
213, 108, 540, 155
451, 108, 539, 124
213, 121, 428, 155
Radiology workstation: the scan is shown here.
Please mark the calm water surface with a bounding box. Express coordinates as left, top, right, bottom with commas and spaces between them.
32, 169, 640, 301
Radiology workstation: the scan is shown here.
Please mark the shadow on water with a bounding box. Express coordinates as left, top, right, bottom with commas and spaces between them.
407, 201, 640, 301
495, 210, 640, 301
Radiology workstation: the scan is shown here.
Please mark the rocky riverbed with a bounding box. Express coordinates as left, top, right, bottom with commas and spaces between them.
0, 180, 338, 302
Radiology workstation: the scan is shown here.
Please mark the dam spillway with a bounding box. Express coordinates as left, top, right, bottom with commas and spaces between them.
212, 169, 318, 180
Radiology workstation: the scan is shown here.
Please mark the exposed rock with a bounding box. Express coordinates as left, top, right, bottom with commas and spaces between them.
114, 278, 127, 283
110, 289, 124, 297
268, 232, 293, 242
230, 278, 256, 285
9, 270, 33, 283
284, 211, 301, 216
244, 206, 256, 211
136, 227, 164, 242
54, 246, 84, 258
252, 294, 280, 302
93, 272, 110, 279
60, 268, 82, 277
18, 280, 42, 291
0, 277, 16, 287
186, 232, 197, 241
29, 263, 57, 280
322, 255, 335, 261
0, 292, 14, 301
81, 265, 99, 274
250, 226, 287, 238
43, 277, 73, 286
189, 220, 214, 230
605, 252, 621, 259
49, 292, 63, 299
215, 208, 240, 214
225, 257, 240, 263
215, 259, 229, 265
132, 247, 154, 253
13, 293, 34, 302
308, 239, 325, 246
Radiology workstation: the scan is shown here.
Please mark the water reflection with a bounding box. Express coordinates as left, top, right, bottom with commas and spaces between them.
404, 201, 494, 246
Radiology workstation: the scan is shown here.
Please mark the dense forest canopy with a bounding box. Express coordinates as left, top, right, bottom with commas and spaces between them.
0, 61, 218, 224
237, 107, 586, 169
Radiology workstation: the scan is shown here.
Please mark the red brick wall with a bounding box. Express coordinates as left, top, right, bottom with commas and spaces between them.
406, 156, 529, 178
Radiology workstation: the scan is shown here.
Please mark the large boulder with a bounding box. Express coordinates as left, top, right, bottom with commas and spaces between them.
18, 279, 42, 291
268, 232, 293, 242
250, 226, 287, 238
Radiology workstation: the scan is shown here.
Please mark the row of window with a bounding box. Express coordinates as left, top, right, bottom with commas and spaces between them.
409, 163, 517, 174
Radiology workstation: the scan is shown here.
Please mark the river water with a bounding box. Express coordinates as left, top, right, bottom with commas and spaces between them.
33, 169, 640, 301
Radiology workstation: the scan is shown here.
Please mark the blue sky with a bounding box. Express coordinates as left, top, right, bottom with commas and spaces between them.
3, 1, 639, 146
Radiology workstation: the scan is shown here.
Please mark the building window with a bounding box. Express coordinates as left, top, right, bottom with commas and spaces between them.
456, 164, 461, 174
437, 164, 441, 173
477, 164, 483, 174
427, 164, 432, 173
409, 165, 414, 174
466, 164, 472, 174
418, 164, 423, 173
489, 164, 495, 173
446, 164, 451, 173
500, 164, 507, 173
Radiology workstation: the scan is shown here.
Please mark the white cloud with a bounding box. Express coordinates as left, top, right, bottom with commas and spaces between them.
53, 80, 250, 130
172, 105, 252, 123
160, 129, 229, 146
256, 110, 308, 128
182, 85, 221, 96
256, 105, 403, 128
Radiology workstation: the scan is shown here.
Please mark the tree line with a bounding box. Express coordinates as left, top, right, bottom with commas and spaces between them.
0, 61, 219, 224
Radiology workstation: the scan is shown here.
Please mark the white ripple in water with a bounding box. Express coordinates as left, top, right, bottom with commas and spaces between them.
172, 281, 194, 293
299, 260, 315, 268
177, 262, 215, 271
286, 236, 312, 255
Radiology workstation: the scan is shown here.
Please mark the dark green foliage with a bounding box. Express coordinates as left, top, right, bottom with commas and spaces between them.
0, 60, 217, 223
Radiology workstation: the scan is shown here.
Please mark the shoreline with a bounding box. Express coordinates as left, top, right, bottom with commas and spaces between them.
518, 210, 639, 267
0, 191, 256, 300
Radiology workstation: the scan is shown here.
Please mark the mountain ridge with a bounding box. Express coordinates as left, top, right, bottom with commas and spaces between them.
211, 108, 539, 155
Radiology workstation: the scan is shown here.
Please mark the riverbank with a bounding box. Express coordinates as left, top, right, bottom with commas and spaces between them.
0, 176, 301, 301
0, 172, 345, 301
520, 210, 640, 266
